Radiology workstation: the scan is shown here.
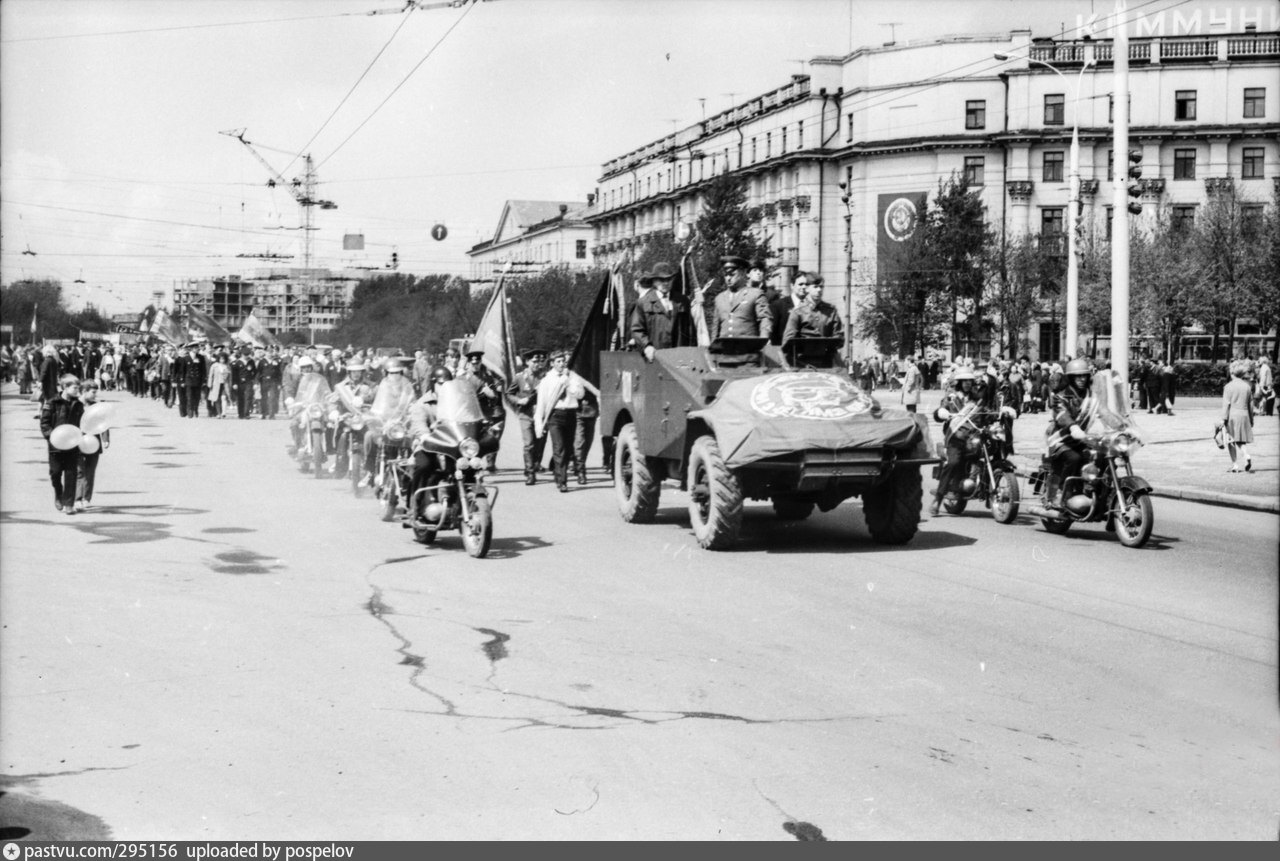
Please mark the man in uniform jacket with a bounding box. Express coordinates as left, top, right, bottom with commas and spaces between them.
708, 255, 772, 341
255, 347, 284, 419
175, 344, 207, 418
230, 348, 257, 419
505, 348, 548, 485
781, 275, 843, 345
629, 262, 683, 360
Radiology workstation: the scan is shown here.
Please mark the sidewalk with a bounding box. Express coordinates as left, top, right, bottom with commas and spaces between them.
908, 388, 1279, 513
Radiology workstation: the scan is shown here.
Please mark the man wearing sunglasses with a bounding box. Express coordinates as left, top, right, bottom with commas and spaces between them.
708, 254, 771, 342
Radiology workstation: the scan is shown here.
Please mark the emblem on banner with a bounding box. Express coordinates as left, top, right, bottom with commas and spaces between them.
884, 197, 919, 243
750, 373, 872, 421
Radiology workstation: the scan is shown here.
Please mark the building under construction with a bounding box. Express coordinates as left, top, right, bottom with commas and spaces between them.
172, 268, 368, 339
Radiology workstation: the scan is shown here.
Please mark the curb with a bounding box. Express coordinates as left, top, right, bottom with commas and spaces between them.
1150, 485, 1280, 514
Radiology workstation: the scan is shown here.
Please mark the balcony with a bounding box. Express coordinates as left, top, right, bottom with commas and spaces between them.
1227, 35, 1280, 57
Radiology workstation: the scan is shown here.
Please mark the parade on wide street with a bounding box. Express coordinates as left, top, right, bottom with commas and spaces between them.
2, 0, 1278, 843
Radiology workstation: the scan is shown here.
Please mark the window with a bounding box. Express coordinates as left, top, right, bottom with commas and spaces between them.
964, 156, 985, 186
1042, 207, 1065, 253
1242, 205, 1264, 237
751, 137, 757, 163
1175, 90, 1197, 121
1244, 87, 1265, 118
1104, 206, 1114, 241
797, 119, 804, 148
1171, 205, 1196, 231
1174, 148, 1196, 180
1044, 94, 1065, 125
1043, 151, 1065, 182
766, 132, 771, 158
677, 164, 683, 186
1108, 94, 1113, 124
1107, 150, 1114, 181
965, 100, 986, 129
1242, 147, 1264, 179
847, 112, 853, 141
575, 240, 587, 260
781, 127, 787, 154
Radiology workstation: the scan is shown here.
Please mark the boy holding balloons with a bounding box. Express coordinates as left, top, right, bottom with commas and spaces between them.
40, 374, 86, 515
75, 380, 111, 511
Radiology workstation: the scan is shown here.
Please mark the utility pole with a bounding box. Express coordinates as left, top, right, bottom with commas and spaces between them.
839, 182, 854, 369
1110, 1, 1131, 384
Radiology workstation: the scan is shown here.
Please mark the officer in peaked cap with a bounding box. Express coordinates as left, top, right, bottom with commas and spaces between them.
707, 254, 771, 341
506, 348, 549, 484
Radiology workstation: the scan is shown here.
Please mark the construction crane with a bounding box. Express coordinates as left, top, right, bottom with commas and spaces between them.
220, 128, 337, 271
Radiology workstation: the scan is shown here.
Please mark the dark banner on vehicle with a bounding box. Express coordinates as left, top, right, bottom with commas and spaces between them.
876, 191, 928, 282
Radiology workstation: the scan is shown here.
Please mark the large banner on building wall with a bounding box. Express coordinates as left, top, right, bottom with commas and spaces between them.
876, 192, 928, 282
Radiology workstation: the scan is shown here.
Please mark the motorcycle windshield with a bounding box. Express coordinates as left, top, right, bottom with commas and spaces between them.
370, 375, 414, 422
435, 379, 486, 424
334, 382, 364, 414
1088, 369, 1143, 442
295, 374, 332, 405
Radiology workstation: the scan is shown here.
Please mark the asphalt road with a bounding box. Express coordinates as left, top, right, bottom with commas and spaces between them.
1, 386, 1277, 840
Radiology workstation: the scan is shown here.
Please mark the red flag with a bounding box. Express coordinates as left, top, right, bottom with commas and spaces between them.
468, 280, 515, 385
235, 311, 281, 348
30, 303, 38, 338
185, 304, 234, 344
152, 309, 187, 345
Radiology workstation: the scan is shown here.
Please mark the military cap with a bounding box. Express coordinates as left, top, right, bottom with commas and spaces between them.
522, 348, 548, 361
720, 254, 750, 270
639, 262, 677, 283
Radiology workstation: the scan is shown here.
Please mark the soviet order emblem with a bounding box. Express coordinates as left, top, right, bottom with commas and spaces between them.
884, 197, 918, 243
750, 372, 872, 420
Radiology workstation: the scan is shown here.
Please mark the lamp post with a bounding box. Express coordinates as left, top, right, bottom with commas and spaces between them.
996, 52, 1094, 360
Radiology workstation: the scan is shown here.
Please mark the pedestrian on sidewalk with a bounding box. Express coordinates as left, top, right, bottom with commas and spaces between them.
75, 380, 109, 511
40, 374, 85, 515
1255, 355, 1274, 418
1218, 361, 1254, 473
1159, 361, 1177, 416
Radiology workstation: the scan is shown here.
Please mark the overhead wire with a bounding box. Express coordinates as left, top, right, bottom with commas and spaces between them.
317, 0, 480, 169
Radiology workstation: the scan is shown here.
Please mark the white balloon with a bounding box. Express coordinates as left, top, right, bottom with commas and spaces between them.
78, 435, 101, 455
81, 402, 116, 436
49, 424, 83, 451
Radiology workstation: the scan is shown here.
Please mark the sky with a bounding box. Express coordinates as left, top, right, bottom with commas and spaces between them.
0, 0, 1258, 315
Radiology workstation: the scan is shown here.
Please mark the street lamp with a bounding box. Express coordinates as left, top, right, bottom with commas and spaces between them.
996, 52, 1095, 360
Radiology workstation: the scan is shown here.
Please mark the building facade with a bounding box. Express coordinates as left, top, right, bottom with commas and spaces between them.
466, 199, 596, 289
172, 268, 365, 339
587, 25, 1279, 361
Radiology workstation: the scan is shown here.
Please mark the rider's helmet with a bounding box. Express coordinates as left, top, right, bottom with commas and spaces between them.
430, 366, 454, 388
298, 357, 315, 371
346, 362, 366, 377
1064, 357, 1092, 389
951, 368, 975, 388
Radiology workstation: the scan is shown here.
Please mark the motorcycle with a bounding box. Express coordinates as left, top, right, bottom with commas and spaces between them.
365, 373, 415, 515
406, 379, 501, 558
331, 383, 372, 487
933, 407, 1020, 523
284, 374, 333, 478
1011, 371, 1154, 548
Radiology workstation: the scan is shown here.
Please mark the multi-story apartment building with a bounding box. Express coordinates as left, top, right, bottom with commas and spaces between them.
588, 25, 1278, 361
172, 268, 365, 340
466, 199, 595, 290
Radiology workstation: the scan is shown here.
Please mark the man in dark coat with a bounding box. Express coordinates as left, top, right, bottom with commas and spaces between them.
629, 262, 683, 360
255, 347, 283, 419
1159, 361, 1177, 416
38, 345, 61, 410
769, 271, 808, 346
175, 344, 206, 418
505, 348, 548, 485
230, 348, 257, 419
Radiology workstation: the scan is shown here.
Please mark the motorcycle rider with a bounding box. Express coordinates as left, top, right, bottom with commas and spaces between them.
458, 347, 505, 473
286, 356, 329, 452
1044, 358, 1098, 509
359, 358, 414, 487
928, 367, 994, 517
404, 366, 454, 521
332, 361, 375, 478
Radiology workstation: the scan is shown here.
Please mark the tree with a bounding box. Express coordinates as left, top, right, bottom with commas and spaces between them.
505, 265, 607, 353
689, 174, 771, 285
1194, 182, 1261, 360
1075, 234, 1112, 358
1131, 209, 1211, 363
928, 174, 992, 357
856, 222, 947, 358
1, 279, 75, 342
990, 234, 1055, 359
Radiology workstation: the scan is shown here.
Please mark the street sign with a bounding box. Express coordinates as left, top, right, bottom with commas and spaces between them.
431, 223, 448, 241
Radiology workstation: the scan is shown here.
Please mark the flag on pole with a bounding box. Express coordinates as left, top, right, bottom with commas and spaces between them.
137, 304, 157, 335
30, 303, 38, 340
569, 266, 631, 387
235, 311, 281, 348
184, 304, 234, 345
468, 278, 516, 385
152, 309, 187, 345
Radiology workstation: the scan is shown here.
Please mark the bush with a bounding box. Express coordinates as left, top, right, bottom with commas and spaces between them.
1175, 362, 1230, 396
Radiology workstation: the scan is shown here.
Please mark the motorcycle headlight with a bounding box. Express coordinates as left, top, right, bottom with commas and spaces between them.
348, 416, 365, 432
965, 436, 982, 454
469, 456, 486, 470
328, 409, 341, 423
308, 403, 323, 418
1081, 463, 1100, 482
459, 438, 481, 459
387, 422, 407, 441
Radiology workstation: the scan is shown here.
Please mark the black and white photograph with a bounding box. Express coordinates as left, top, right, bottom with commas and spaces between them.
1, 0, 1278, 842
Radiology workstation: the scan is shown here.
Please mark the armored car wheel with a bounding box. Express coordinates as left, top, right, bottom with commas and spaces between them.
862, 468, 922, 545
687, 435, 743, 550
771, 497, 814, 520
614, 422, 660, 523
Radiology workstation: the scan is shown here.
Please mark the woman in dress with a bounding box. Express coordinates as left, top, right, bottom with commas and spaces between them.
1219, 361, 1254, 473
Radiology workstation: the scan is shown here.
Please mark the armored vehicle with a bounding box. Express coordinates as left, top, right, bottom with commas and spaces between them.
599, 337, 938, 550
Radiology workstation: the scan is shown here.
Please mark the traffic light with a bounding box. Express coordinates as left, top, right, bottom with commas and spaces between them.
1072, 211, 1087, 250
391, 251, 399, 269
1126, 150, 1143, 215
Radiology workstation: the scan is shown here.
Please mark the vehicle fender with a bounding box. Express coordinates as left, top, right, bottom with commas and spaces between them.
1117, 475, 1153, 496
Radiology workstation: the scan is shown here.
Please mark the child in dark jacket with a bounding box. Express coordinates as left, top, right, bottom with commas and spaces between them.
39, 374, 85, 515
75, 380, 110, 511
